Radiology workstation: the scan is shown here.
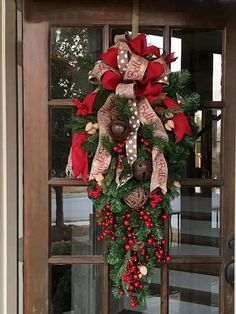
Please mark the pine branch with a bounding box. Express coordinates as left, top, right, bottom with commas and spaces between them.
115, 95, 132, 120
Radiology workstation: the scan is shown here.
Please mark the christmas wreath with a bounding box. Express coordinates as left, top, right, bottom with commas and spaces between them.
66, 33, 200, 307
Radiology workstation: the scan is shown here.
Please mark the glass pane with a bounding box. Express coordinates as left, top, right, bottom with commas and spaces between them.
50, 27, 103, 99
182, 109, 221, 180
111, 28, 163, 49
171, 29, 222, 101
169, 264, 219, 314
110, 267, 161, 314
51, 264, 102, 314
51, 108, 73, 178
51, 186, 102, 256
170, 187, 220, 256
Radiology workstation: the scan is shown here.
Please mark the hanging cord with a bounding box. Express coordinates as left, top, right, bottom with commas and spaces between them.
132, 0, 140, 36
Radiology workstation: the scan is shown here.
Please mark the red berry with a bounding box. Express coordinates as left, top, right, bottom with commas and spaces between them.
131, 300, 137, 307
119, 290, 124, 296
125, 244, 131, 251
124, 220, 129, 227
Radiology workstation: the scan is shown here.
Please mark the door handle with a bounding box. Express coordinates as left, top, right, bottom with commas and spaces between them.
225, 234, 234, 288
225, 260, 234, 288
227, 234, 234, 253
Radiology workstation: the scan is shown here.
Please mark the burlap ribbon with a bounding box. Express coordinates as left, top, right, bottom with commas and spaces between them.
89, 34, 169, 194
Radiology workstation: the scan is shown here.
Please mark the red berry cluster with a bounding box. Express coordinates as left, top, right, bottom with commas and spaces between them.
140, 138, 152, 156
139, 208, 153, 227
145, 237, 170, 262
148, 192, 163, 208
96, 204, 116, 241
113, 141, 126, 154
88, 185, 102, 199
121, 254, 144, 307
113, 141, 126, 169
122, 213, 136, 251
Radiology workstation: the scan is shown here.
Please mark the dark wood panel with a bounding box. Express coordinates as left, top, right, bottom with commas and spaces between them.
24, 21, 49, 314
24, 0, 229, 27
49, 255, 106, 264
161, 264, 169, 314
48, 99, 76, 107
49, 178, 86, 186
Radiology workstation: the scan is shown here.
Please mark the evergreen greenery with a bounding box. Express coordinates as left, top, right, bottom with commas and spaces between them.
70, 65, 200, 305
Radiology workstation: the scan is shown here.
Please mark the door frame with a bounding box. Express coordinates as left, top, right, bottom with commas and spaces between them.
23, 1, 235, 313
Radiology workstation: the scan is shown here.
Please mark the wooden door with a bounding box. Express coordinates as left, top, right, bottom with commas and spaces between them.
23, 1, 235, 313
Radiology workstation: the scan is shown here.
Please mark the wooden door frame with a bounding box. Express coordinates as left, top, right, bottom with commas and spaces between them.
24, 1, 235, 313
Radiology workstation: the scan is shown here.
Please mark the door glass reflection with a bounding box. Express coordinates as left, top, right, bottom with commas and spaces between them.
182, 109, 221, 179
50, 107, 74, 178
171, 29, 222, 101
51, 264, 102, 314
51, 186, 102, 256
169, 264, 219, 314
170, 187, 220, 256
50, 27, 103, 99
110, 267, 161, 314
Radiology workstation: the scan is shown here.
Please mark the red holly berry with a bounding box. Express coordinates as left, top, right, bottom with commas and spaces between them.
131, 300, 137, 307
125, 244, 131, 251
123, 220, 130, 227
166, 255, 171, 262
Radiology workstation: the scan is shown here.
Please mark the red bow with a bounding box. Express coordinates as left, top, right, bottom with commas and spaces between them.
164, 52, 177, 65
128, 33, 161, 58
72, 91, 98, 116
71, 133, 89, 183
163, 97, 192, 142
100, 47, 119, 69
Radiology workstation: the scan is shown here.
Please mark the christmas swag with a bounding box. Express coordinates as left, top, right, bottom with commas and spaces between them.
66, 33, 200, 307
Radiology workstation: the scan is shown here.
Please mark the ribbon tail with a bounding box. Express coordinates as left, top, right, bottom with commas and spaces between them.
70, 133, 89, 184
151, 147, 168, 194
89, 94, 117, 180
137, 98, 168, 193
65, 148, 73, 178
117, 100, 140, 187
